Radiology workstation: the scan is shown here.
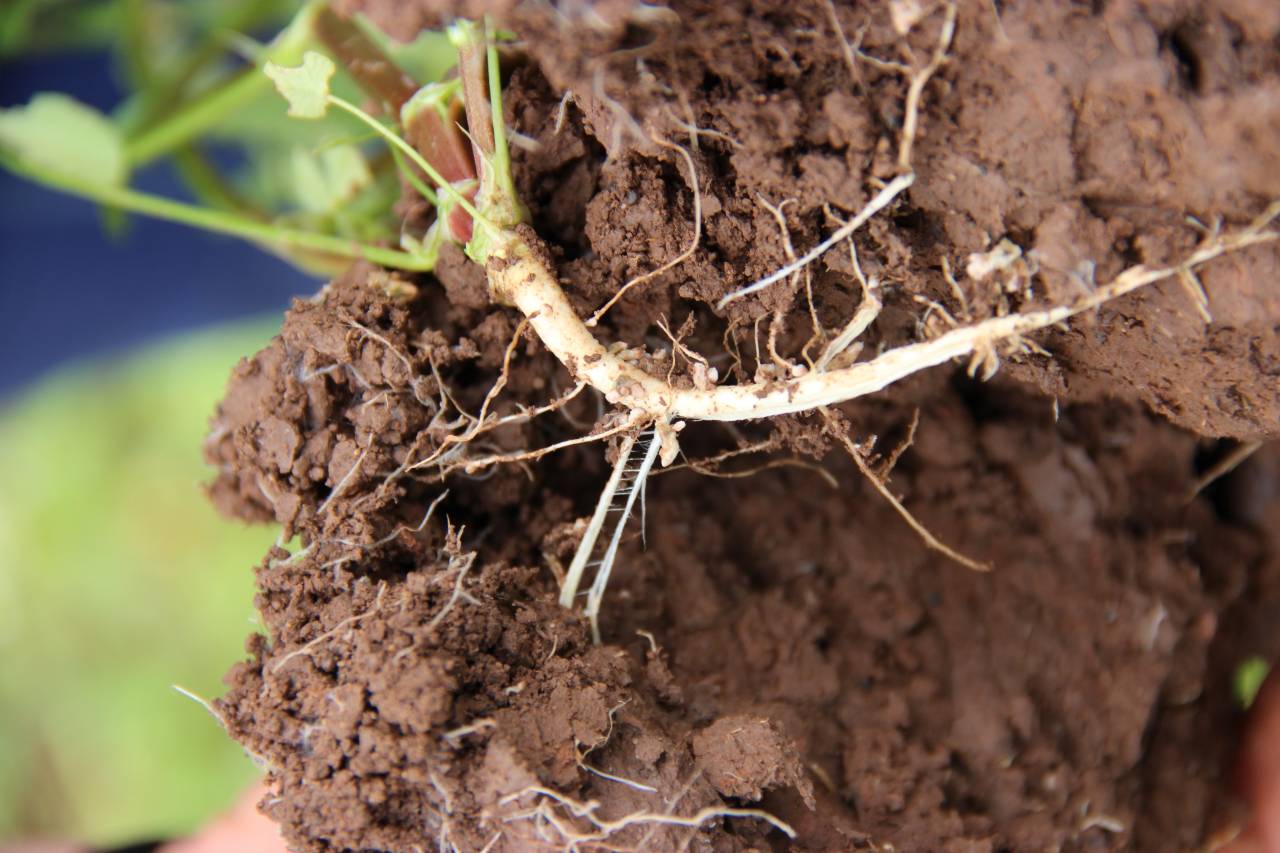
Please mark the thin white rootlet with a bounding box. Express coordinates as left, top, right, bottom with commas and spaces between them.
558, 433, 637, 609
558, 428, 662, 643
715, 173, 913, 308
584, 428, 662, 644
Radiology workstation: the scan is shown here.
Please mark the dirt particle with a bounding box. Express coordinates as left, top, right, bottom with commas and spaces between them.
693, 715, 815, 808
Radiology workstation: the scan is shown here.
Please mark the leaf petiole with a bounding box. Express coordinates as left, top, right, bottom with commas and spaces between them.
123, 2, 322, 167
325, 93, 489, 229
0, 150, 436, 272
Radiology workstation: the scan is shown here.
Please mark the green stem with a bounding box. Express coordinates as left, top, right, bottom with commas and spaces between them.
170, 146, 262, 215
1, 153, 435, 271
484, 16, 517, 209
388, 146, 438, 204
115, 0, 281, 137
313, 5, 417, 110
123, 2, 321, 167
1, 0, 119, 56
119, 0, 155, 94
327, 94, 487, 227
0, 0, 39, 55
125, 70, 258, 166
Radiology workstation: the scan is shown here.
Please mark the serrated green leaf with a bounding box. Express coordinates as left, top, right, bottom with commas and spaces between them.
0, 93, 126, 186
289, 143, 373, 214
264, 51, 335, 119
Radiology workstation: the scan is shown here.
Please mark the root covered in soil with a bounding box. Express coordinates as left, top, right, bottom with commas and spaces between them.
205, 0, 1280, 850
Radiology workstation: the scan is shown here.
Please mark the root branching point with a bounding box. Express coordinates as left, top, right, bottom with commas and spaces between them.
489, 205, 1277, 424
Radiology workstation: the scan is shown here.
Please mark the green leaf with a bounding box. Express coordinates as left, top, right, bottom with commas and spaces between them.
1235, 656, 1271, 710
0, 94, 126, 187
289, 143, 373, 214
203, 83, 365, 150
264, 51, 335, 119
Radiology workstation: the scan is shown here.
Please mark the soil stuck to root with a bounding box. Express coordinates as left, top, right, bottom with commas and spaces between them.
209, 1, 1280, 850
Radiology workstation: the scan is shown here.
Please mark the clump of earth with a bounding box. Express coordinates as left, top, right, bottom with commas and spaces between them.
207, 0, 1280, 849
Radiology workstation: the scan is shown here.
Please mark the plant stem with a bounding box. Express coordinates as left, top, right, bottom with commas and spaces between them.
484, 16, 519, 216
398, 85, 476, 212
118, 0, 155, 95
115, 0, 283, 136
123, 2, 321, 167
2, 0, 120, 57
313, 5, 418, 110
450, 20, 492, 166
124, 69, 261, 168
388, 146, 438, 204
171, 146, 261, 215
1, 152, 435, 271
327, 95, 487, 226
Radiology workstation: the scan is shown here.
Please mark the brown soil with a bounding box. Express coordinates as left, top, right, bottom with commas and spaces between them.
209, 1, 1280, 850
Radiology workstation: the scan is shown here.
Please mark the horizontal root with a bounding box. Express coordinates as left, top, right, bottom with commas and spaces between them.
498, 784, 796, 848
488, 204, 1278, 424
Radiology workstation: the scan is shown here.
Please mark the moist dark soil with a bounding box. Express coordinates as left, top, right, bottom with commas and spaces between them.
209, 1, 1280, 850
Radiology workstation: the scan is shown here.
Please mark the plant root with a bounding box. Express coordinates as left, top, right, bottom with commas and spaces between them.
434, 413, 644, 482
583, 428, 662, 643
715, 173, 914, 309
587, 135, 703, 326
1186, 440, 1263, 503
272, 582, 388, 674
488, 202, 1279, 423
655, 436, 841, 488
425, 546, 479, 632
559, 427, 664, 643
331, 490, 448, 551
497, 784, 796, 851
822, 408, 990, 572
173, 686, 275, 771
815, 222, 881, 372
896, 1, 957, 171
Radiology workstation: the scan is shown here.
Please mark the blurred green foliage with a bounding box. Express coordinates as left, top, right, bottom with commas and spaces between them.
0, 3, 455, 840
0, 321, 280, 845
2, 0, 461, 277
0, 0, 296, 59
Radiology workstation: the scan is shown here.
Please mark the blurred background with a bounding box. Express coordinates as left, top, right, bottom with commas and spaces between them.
0, 0, 321, 846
